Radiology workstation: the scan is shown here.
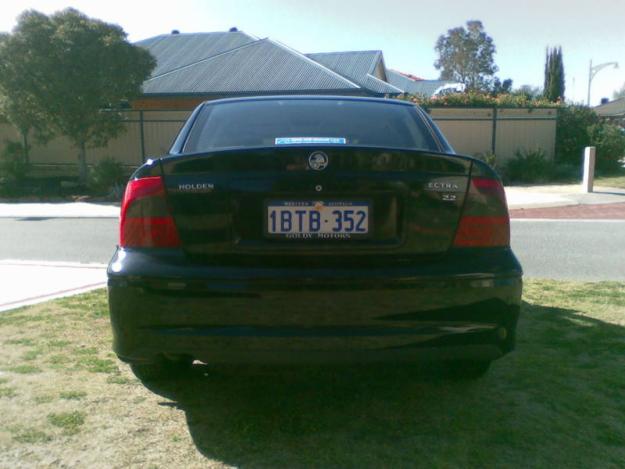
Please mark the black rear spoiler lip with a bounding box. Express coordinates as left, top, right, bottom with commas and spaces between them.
159, 145, 477, 165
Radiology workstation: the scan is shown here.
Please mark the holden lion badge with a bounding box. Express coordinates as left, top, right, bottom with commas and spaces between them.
308, 151, 329, 171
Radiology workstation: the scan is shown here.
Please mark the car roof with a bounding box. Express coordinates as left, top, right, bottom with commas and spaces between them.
200, 95, 414, 108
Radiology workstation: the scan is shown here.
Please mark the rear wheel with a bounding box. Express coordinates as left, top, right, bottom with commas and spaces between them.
129, 355, 193, 381
446, 360, 491, 380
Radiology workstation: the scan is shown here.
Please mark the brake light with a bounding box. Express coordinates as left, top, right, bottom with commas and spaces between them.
119, 176, 180, 248
453, 177, 510, 247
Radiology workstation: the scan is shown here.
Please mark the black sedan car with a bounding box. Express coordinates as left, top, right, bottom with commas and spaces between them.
108, 96, 522, 379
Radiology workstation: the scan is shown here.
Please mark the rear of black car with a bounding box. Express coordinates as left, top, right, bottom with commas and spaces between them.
107, 96, 522, 377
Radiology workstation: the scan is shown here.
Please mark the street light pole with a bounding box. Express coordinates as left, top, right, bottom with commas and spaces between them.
587, 60, 619, 106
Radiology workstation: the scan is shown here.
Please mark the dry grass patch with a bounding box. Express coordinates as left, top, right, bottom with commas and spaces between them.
0, 281, 624, 468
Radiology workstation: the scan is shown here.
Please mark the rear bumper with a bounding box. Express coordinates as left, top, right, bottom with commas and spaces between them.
107, 248, 522, 364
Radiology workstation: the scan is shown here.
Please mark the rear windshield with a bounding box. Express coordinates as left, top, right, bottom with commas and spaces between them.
182, 99, 439, 153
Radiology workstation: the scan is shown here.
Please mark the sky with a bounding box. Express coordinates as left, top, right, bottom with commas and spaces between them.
1, 0, 624, 105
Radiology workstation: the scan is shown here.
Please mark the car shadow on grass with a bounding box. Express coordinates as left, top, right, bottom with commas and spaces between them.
138, 300, 625, 468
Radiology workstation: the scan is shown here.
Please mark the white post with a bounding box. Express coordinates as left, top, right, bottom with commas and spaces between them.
582, 146, 596, 193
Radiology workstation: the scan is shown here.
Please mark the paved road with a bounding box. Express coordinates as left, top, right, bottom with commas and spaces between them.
1, 218, 624, 281
0, 218, 118, 265
510, 220, 625, 281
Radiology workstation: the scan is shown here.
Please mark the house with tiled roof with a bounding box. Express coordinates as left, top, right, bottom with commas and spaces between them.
133, 30, 403, 110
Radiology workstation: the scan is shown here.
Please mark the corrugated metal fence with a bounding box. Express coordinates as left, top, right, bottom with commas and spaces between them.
0, 107, 557, 175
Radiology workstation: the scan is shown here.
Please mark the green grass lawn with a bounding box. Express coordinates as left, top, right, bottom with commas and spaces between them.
1, 280, 625, 468
595, 169, 625, 189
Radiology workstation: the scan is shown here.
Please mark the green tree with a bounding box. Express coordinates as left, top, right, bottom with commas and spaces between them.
434, 20, 498, 91
0, 34, 52, 165
490, 77, 513, 96
543, 47, 565, 102
0, 9, 155, 183
515, 85, 542, 100
613, 83, 625, 100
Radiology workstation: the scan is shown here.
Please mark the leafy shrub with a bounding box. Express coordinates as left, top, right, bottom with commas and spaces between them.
504, 148, 552, 183
0, 140, 29, 194
549, 163, 580, 182
586, 123, 625, 171
555, 105, 599, 166
401, 91, 559, 109
88, 157, 126, 197
474, 151, 497, 169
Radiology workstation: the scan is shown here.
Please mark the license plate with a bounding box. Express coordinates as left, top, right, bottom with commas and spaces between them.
266, 201, 369, 239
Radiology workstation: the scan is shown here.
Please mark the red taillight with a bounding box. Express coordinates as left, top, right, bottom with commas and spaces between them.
120, 176, 180, 248
453, 177, 510, 248
454, 215, 510, 247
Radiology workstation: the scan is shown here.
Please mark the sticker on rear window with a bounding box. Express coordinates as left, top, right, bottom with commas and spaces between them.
275, 137, 346, 145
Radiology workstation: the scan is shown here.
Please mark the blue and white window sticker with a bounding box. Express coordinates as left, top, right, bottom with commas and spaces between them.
275, 137, 347, 145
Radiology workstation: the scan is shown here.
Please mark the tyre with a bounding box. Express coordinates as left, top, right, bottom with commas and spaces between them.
129, 355, 193, 381
446, 360, 491, 380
